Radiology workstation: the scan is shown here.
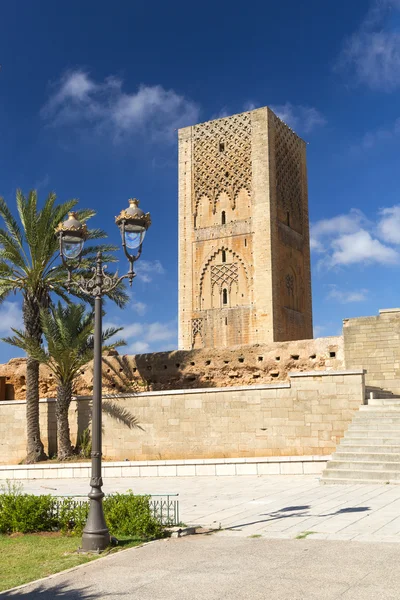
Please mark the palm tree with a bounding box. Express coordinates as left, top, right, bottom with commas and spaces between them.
0, 190, 128, 462
3, 302, 127, 460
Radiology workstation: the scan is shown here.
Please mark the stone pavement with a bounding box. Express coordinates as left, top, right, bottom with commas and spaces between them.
4, 536, 400, 599
18, 475, 400, 542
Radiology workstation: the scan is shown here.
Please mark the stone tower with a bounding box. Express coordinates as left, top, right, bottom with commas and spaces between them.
178, 107, 313, 350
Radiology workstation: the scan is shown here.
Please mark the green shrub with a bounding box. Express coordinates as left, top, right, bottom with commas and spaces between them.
0, 482, 164, 540
104, 491, 164, 539
57, 498, 89, 535
0, 482, 57, 534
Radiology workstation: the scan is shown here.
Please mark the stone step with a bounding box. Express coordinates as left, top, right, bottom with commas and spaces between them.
321, 469, 400, 481
326, 460, 400, 471
368, 399, 400, 406
342, 439, 400, 447
338, 444, 400, 453
333, 452, 400, 462
359, 407, 400, 413
344, 430, 400, 439
346, 423, 400, 431
320, 477, 400, 485
352, 417, 400, 424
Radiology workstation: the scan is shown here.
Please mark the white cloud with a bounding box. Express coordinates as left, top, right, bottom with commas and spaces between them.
270, 103, 326, 134
335, 1, 400, 90
42, 70, 200, 142
310, 209, 368, 253
377, 205, 400, 244
132, 301, 147, 316
311, 209, 367, 238
331, 230, 398, 266
243, 101, 258, 112
129, 341, 150, 353
211, 107, 230, 120
105, 318, 177, 354
351, 118, 400, 152
327, 285, 369, 303
135, 260, 165, 283
311, 208, 400, 267
0, 301, 22, 335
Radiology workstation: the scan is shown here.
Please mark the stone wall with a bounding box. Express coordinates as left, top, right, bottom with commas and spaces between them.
0, 336, 343, 400
0, 369, 364, 464
344, 308, 400, 395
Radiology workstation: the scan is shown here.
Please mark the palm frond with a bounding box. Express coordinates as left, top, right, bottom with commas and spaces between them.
0, 196, 24, 252
102, 400, 144, 430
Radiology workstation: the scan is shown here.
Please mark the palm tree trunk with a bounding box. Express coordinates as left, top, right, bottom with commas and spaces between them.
23, 295, 47, 463
56, 381, 74, 460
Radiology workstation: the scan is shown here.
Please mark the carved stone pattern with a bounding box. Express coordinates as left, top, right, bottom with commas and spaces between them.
211, 263, 238, 291
193, 113, 252, 211
274, 115, 303, 230
192, 318, 204, 343
286, 274, 294, 296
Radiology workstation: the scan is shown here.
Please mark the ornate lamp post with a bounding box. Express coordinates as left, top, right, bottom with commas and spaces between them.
55, 199, 151, 552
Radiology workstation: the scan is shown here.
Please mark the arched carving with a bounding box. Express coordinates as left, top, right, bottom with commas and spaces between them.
284, 267, 299, 311
191, 318, 204, 348
199, 248, 250, 310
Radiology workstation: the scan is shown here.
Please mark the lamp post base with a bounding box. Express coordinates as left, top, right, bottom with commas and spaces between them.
81, 488, 110, 553
80, 529, 111, 553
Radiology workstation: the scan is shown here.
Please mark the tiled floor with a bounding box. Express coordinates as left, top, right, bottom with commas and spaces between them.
18, 475, 400, 542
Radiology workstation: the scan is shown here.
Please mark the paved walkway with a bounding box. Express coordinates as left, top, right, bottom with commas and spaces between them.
4, 536, 400, 599
18, 475, 400, 542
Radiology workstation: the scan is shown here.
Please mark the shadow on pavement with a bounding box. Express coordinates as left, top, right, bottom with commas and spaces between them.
3, 583, 125, 599
226, 504, 371, 530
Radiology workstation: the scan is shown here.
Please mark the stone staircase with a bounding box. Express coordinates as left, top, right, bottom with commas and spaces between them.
321, 394, 400, 484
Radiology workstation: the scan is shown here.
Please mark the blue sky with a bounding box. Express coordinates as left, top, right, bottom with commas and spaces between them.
1, 0, 400, 360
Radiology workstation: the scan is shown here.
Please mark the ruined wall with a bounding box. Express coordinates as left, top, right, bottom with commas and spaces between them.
0, 336, 343, 400
0, 369, 364, 464
344, 308, 400, 395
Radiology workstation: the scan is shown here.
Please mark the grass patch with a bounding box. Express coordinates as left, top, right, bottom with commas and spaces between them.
0, 533, 142, 592
295, 531, 318, 540
248, 534, 262, 538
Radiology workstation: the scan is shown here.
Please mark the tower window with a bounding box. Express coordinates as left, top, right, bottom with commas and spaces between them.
219, 141, 225, 152
223, 288, 228, 305
221, 211, 226, 225
244, 238, 247, 247
286, 211, 290, 227
222, 250, 226, 263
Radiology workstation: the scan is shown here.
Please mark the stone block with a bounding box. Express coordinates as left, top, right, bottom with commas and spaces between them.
236, 463, 258, 475
140, 466, 158, 477
195, 464, 216, 476
280, 462, 303, 475
176, 465, 196, 476
257, 462, 280, 475
215, 463, 236, 476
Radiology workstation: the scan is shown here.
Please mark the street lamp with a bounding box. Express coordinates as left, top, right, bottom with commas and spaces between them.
55, 199, 151, 552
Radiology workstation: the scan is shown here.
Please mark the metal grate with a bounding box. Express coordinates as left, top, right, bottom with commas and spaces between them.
54, 494, 180, 526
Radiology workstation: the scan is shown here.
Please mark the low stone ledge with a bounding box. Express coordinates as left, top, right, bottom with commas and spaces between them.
0, 455, 330, 480
289, 370, 365, 378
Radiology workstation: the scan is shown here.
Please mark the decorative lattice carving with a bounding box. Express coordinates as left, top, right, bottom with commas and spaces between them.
199, 248, 250, 302
274, 115, 303, 233
211, 263, 238, 291
285, 274, 294, 295
193, 113, 251, 213
192, 318, 204, 345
